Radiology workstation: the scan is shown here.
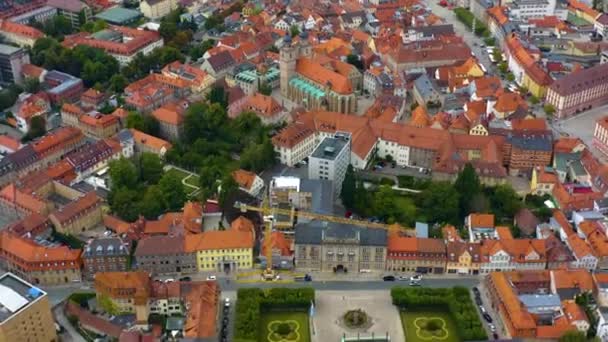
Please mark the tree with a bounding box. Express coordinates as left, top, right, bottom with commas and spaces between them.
219, 174, 238, 207
290, 25, 300, 37
109, 74, 128, 93
559, 330, 590, 342
22, 116, 46, 142
81, 20, 107, 33
139, 153, 164, 184
529, 95, 539, 105
109, 158, 138, 189
490, 184, 523, 220
109, 188, 140, 221
498, 62, 508, 74
372, 186, 416, 225
126, 111, 145, 131
139, 185, 164, 219
206, 86, 228, 108
492, 48, 503, 63
23, 77, 40, 93
340, 165, 356, 209
0, 85, 22, 110
544, 104, 556, 116
98, 293, 119, 315
258, 82, 272, 96
419, 182, 460, 224
346, 54, 364, 70
158, 172, 186, 211
454, 163, 481, 218
506, 73, 515, 82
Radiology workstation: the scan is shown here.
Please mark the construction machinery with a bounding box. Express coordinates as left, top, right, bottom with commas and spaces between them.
234, 200, 415, 280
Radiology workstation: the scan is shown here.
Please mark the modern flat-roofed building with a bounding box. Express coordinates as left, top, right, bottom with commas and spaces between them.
308, 133, 351, 194
0, 273, 56, 342
0, 44, 28, 85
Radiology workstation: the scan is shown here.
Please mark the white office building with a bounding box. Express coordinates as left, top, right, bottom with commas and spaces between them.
308, 133, 351, 195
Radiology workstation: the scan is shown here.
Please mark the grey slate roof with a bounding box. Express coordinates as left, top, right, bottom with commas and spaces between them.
295, 220, 387, 246
508, 133, 553, 151
300, 179, 334, 215
83, 238, 128, 258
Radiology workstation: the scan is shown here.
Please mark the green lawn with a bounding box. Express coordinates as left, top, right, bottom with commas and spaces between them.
259, 312, 310, 342
165, 167, 190, 180
401, 310, 461, 342
184, 174, 200, 188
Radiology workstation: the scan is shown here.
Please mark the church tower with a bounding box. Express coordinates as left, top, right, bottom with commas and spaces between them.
280, 35, 297, 97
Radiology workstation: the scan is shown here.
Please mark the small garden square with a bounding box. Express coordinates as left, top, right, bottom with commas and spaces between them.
400, 310, 461, 342
259, 312, 311, 342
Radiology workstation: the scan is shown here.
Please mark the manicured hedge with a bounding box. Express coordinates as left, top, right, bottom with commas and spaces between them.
234, 287, 315, 342
397, 175, 431, 190
391, 286, 487, 341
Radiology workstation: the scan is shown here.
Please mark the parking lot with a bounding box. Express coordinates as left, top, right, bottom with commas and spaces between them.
553, 103, 608, 163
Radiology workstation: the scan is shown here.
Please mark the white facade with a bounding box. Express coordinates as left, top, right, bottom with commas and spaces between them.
480, 250, 514, 274
510, 0, 557, 19
597, 309, 608, 342
308, 134, 351, 195
275, 132, 316, 167
111, 39, 164, 66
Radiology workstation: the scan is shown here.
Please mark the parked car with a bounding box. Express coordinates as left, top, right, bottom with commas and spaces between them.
383, 275, 396, 281
398, 276, 409, 281
179, 276, 192, 282
489, 323, 496, 332
479, 305, 486, 314
472, 287, 480, 297
483, 313, 493, 323
475, 296, 483, 305
206, 275, 217, 281
409, 281, 421, 286
224, 298, 231, 308
410, 274, 423, 282
493, 333, 499, 340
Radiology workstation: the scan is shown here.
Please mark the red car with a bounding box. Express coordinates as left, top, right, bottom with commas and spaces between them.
439, 0, 448, 6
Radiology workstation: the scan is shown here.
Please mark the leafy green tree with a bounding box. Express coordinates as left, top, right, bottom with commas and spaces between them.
258, 82, 272, 95
506, 73, 515, 82
419, 181, 460, 224
159, 20, 178, 41
454, 163, 481, 218
346, 54, 364, 70
219, 174, 239, 207
373, 186, 416, 225
139, 185, 164, 219
23, 77, 40, 93
492, 48, 503, 63
109, 188, 140, 221
158, 172, 186, 211
340, 165, 356, 209
529, 95, 540, 105
198, 164, 222, 199
109, 158, 138, 189
544, 104, 556, 116
98, 294, 119, 315
81, 20, 107, 33
109, 74, 128, 93
139, 153, 164, 184
490, 184, 523, 220
0, 85, 22, 110
559, 330, 592, 342
470, 192, 490, 213
498, 62, 508, 74
22, 116, 46, 142
126, 111, 145, 131
206, 86, 228, 108
290, 25, 300, 37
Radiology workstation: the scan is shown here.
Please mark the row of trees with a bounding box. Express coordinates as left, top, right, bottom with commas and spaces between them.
453, 7, 490, 37
107, 155, 186, 221
341, 163, 524, 230
391, 287, 488, 341
234, 287, 315, 342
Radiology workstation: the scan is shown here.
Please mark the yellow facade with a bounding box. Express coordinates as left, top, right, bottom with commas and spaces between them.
196, 248, 253, 271
446, 251, 480, 274
522, 73, 548, 98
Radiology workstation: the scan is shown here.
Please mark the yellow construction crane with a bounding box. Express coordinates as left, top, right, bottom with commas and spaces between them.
234, 201, 415, 280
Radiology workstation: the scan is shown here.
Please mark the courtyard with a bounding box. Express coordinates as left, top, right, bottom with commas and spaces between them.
400, 310, 461, 342
312, 290, 404, 342
259, 312, 311, 342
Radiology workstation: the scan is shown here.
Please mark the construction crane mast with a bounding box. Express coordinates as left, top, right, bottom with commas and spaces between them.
235, 199, 415, 280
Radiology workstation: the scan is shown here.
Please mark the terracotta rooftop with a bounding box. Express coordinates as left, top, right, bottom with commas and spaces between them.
489, 272, 536, 331
0, 231, 81, 271
551, 269, 594, 292
232, 169, 257, 191
49, 192, 101, 224
129, 129, 172, 152
94, 271, 151, 301
468, 213, 494, 228
296, 58, 353, 94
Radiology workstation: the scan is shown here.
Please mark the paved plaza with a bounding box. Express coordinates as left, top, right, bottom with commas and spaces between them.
553, 103, 608, 163
311, 290, 404, 342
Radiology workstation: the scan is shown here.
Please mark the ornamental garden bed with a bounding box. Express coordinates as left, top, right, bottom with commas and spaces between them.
234, 288, 314, 342
392, 287, 487, 342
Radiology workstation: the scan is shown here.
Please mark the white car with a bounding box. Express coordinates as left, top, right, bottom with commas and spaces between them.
206, 275, 217, 281
164, 278, 174, 283
410, 274, 423, 282
398, 276, 409, 281
224, 298, 231, 307
488, 323, 496, 332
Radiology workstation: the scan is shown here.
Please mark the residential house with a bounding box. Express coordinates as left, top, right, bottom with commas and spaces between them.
129, 129, 172, 157
232, 169, 264, 197
201, 51, 236, 78
151, 102, 187, 142
242, 93, 287, 125
94, 271, 151, 321
161, 61, 215, 95
0, 20, 44, 47
412, 74, 443, 108
480, 239, 547, 273
186, 218, 255, 273
82, 238, 129, 280
550, 269, 594, 300
135, 235, 197, 275
566, 234, 599, 270
593, 273, 608, 307
446, 241, 481, 275
47, 0, 91, 28
466, 213, 497, 242
124, 73, 190, 113
386, 235, 447, 274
